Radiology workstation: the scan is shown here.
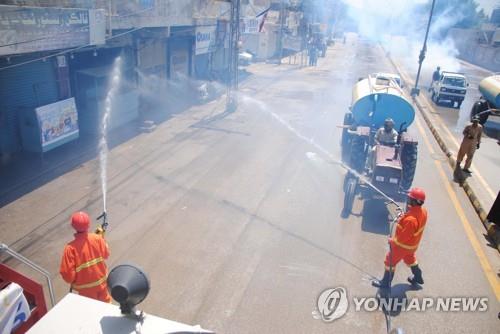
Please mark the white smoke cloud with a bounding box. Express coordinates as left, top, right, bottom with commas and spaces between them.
343, 0, 464, 73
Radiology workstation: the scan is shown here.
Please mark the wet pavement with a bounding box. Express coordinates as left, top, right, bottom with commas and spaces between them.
1, 34, 499, 333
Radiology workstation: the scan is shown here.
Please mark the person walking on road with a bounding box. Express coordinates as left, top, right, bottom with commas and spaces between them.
429, 66, 441, 91
308, 39, 318, 66
60, 211, 111, 303
456, 117, 482, 174
372, 188, 428, 289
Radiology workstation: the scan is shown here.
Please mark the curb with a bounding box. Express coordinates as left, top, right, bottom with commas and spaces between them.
384, 51, 500, 252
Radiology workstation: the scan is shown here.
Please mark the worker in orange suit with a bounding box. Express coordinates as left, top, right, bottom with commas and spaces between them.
60, 211, 111, 302
372, 188, 428, 289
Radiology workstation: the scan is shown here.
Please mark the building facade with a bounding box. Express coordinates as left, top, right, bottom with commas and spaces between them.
0, 0, 269, 161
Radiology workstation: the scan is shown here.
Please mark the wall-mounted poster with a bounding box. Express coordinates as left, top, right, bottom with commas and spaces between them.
36, 97, 79, 152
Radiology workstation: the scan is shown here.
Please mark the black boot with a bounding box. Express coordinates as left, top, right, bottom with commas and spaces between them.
372, 270, 393, 288
408, 265, 424, 285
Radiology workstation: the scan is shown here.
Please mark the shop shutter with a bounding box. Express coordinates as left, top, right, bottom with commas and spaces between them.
0, 58, 58, 154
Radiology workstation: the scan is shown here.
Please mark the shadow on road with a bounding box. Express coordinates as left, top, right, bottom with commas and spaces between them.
0, 122, 140, 208
376, 283, 416, 317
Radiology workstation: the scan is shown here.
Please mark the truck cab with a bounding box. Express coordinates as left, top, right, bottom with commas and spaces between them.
371, 72, 403, 88
430, 71, 468, 109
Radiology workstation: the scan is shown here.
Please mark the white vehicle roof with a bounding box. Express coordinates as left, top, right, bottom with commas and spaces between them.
369, 72, 402, 88
441, 71, 466, 78
27, 293, 213, 334
372, 72, 401, 79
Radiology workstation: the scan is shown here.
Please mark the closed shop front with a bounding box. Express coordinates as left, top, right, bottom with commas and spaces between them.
137, 37, 167, 113
167, 27, 194, 80
69, 47, 139, 135
194, 24, 217, 80
0, 56, 59, 156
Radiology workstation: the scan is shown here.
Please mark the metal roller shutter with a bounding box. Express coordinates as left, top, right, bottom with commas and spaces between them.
0, 57, 59, 154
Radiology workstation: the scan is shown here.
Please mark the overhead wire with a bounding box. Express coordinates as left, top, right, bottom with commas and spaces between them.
0, 5, 160, 68
0, 26, 145, 72
0, 1, 272, 72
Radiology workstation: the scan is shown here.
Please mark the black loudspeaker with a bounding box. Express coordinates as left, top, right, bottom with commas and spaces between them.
107, 264, 150, 315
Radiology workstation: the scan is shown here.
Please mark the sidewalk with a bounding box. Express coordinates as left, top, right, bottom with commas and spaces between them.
384, 48, 500, 248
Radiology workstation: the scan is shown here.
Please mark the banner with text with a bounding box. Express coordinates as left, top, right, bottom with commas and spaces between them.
195, 25, 217, 55
0, 5, 105, 56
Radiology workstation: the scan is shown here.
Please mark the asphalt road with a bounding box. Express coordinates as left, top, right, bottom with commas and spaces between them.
1, 34, 499, 333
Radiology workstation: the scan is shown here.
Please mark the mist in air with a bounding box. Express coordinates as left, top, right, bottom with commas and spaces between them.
343, 0, 464, 73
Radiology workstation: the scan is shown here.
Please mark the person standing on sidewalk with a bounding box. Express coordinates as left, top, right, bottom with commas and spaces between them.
456, 117, 482, 174
372, 188, 428, 289
60, 211, 111, 303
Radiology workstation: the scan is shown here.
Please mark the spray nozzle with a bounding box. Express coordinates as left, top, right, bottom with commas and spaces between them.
97, 211, 108, 230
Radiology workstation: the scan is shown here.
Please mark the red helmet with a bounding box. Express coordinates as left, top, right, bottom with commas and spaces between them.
71, 211, 90, 232
408, 187, 426, 202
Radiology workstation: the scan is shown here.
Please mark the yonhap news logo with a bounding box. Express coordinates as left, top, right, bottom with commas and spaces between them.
314, 287, 349, 322
313, 286, 489, 323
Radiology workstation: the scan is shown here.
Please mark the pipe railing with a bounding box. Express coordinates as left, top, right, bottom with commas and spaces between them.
0, 243, 56, 307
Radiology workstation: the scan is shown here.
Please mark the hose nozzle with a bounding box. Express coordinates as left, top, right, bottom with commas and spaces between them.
97, 211, 108, 231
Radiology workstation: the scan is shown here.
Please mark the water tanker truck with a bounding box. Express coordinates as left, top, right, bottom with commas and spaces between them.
340, 74, 418, 217
471, 75, 500, 124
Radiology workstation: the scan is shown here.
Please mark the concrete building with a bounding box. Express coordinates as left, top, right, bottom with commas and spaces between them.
448, 26, 500, 72
0, 0, 263, 162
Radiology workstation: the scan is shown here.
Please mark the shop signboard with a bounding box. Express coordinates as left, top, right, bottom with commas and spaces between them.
195, 25, 217, 55
0, 5, 105, 56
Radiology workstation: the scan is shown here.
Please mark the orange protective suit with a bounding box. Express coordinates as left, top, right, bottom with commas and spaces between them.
384, 205, 428, 271
60, 232, 111, 302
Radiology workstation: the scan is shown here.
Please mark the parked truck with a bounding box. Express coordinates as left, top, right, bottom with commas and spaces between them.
430, 71, 468, 109
471, 75, 500, 125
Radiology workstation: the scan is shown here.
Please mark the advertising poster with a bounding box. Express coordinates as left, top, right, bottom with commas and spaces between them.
36, 97, 79, 151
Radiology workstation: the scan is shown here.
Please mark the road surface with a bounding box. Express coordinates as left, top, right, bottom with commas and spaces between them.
1, 34, 499, 333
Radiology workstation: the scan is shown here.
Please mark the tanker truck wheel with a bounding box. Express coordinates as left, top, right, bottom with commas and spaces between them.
342, 175, 357, 218
401, 143, 418, 191
341, 113, 354, 161
349, 136, 367, 173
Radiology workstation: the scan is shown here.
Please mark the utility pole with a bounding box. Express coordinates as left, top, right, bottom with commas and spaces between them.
227, 0, 241, 112
277, 0, 285, 65
411, 0, 436, 97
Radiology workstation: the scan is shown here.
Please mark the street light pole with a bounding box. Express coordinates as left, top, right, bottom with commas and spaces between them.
411, 0, 436, 97
227, 0, 241, 112
278, 0, 285, 65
